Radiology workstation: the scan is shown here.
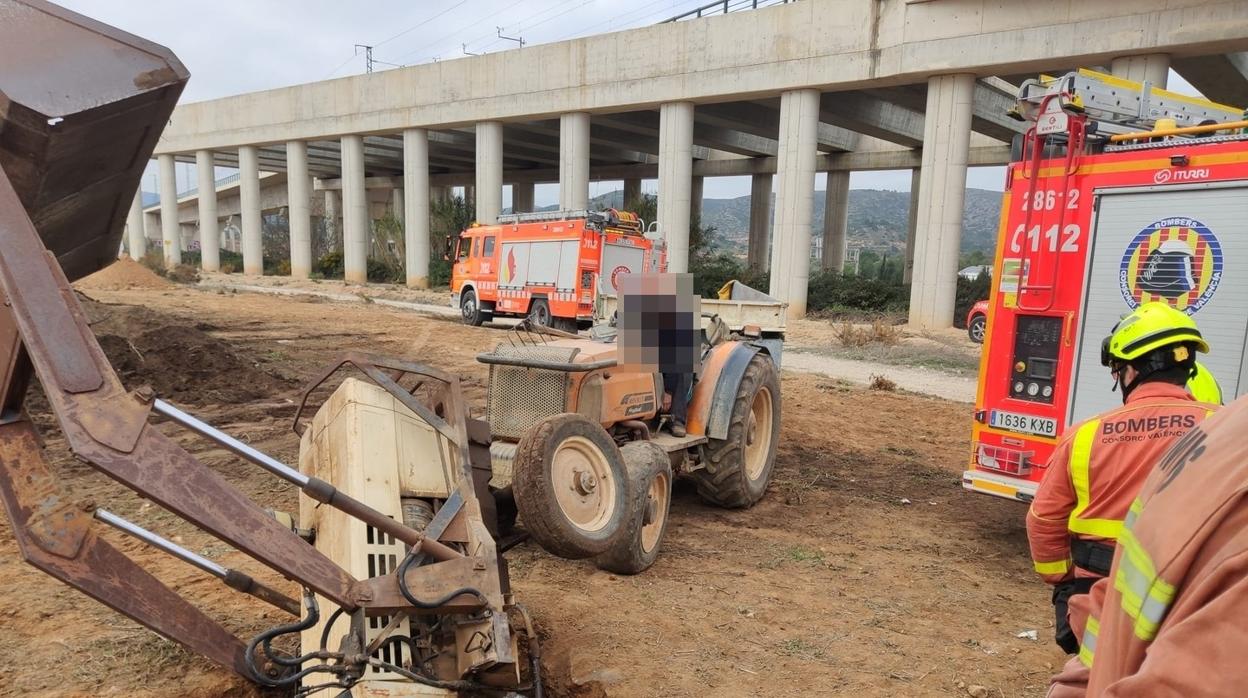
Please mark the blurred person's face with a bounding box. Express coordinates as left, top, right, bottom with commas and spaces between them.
617, 273, 700, 374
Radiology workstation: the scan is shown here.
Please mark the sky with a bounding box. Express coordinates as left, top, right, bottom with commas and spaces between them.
59, 0, 1208, 204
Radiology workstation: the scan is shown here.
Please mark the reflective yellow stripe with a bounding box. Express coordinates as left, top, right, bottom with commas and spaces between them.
1069, 516, 1123, 538
1067, 419, 1124, 539
1113, 498, 1175, 641
1115, 529, 1175, 640
1033, 557, 1072, 575
1079, 615, 1100, 667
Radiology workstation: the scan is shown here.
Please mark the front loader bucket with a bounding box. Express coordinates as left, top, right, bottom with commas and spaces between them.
0, 0, 187, 281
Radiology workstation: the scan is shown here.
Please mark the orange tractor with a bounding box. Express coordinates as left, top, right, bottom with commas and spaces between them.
483, 287, 785, 574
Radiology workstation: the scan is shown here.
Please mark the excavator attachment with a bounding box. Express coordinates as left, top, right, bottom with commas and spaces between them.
0, 2, 534, 694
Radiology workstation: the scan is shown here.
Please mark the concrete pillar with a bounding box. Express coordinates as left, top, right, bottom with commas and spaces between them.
903, 168, 920, 285
1110, 54, 1170, 88
768, 89, 820, 318
691, 176, 704, 221
658, 101, 694, 273
623, 178, 642, 207
821, 170, 849, 273
144, 211, 160, 250
157, 154, 181, 267
476, 121, 503, 224
287, 141, 312, 279
512, 182, 535, 213
748, 173, 771, 272
195, 150, 219, 272
179, 223, 197, 252
909, 74, 974, 329
560, 112, 590, 211
238, 145, 263, 275
324, 189, 341, 248
403, 128, 430, 288
126, 190, 146, 259
341, 134, 369, 283
392, 188, 405, 222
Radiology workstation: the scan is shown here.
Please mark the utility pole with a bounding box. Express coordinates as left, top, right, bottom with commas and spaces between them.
496, 26, 525, 48
354, 44, 374, 73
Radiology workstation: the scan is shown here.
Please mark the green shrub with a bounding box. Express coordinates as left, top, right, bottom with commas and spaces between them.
428, 258, 452, 288
688, 253, 747, 299
954, 272, 992, 328
367, 258, 402, 283
806, 270, 908, 313
315, 252, 344, 279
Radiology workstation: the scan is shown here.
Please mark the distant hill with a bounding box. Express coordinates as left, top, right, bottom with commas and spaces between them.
514, 186, 1003, 255
703, 188, 1002, 255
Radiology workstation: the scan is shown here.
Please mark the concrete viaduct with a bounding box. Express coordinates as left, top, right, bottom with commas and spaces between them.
134, 0, 1248, 326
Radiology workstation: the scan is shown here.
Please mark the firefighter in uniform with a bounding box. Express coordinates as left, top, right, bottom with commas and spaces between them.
1027, 302, 1218, 654
1046, 395, 1248, 697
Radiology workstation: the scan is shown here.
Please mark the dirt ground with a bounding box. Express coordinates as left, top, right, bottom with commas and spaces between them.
0, 281, 1062, 697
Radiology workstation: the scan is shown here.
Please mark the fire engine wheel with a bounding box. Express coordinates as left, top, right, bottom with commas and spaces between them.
968, 314, 986, 344
512, 413, 628, 559
693, 354, 780, 509
594, 441, 672, 575
461, 288, 486, 326
528, 299, 553, 328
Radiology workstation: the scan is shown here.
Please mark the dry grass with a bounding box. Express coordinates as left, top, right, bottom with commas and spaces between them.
837, 320, 903, 347
869, 374, 897, 392
166, 263, 201, 284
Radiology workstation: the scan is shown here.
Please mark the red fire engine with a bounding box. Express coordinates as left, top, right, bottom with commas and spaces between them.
964, 69, 1248, 502
450, 209, 665, 331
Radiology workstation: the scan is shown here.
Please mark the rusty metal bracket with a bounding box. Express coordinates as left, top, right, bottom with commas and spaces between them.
0, 420, 256, 678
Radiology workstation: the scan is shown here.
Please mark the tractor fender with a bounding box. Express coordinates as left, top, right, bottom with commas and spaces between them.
687, 341, 760, 441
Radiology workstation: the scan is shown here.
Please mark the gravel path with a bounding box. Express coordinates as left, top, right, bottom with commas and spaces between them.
199, 280, 977, 403
783, 349, 977, 403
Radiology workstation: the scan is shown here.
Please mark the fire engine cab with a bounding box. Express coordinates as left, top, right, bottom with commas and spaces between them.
965, 68, 1248, 502
450, 209, 665, 331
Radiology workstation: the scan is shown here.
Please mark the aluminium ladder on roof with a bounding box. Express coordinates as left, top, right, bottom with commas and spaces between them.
494, 209, 592, 225
1016, 68, 1243, 137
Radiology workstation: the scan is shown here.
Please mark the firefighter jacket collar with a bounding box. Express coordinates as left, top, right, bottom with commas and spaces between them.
1119, 381, 1196, 405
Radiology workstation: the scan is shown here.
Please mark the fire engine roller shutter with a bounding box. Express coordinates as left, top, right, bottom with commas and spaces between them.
1068, 183, 1248, 425
500, 239, 580, 290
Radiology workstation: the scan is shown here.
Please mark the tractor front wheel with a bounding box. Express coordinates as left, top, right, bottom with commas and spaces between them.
692, 354, 780, 509
512, 413, 628, 559
595, 441, 672, 575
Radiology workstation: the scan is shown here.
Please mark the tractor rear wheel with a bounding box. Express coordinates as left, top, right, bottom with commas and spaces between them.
595, 441, 672, 575
512, 413, 628, 559
692, 354, 780, 509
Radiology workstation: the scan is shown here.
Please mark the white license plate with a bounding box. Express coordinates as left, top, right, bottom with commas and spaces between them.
989, 410, 1057, 438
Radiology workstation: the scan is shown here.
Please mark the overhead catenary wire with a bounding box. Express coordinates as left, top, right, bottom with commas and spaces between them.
550, 0, 687, 42
373, 0, 471, 49
388, 0, 583, 64
394, 0, 707, 65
